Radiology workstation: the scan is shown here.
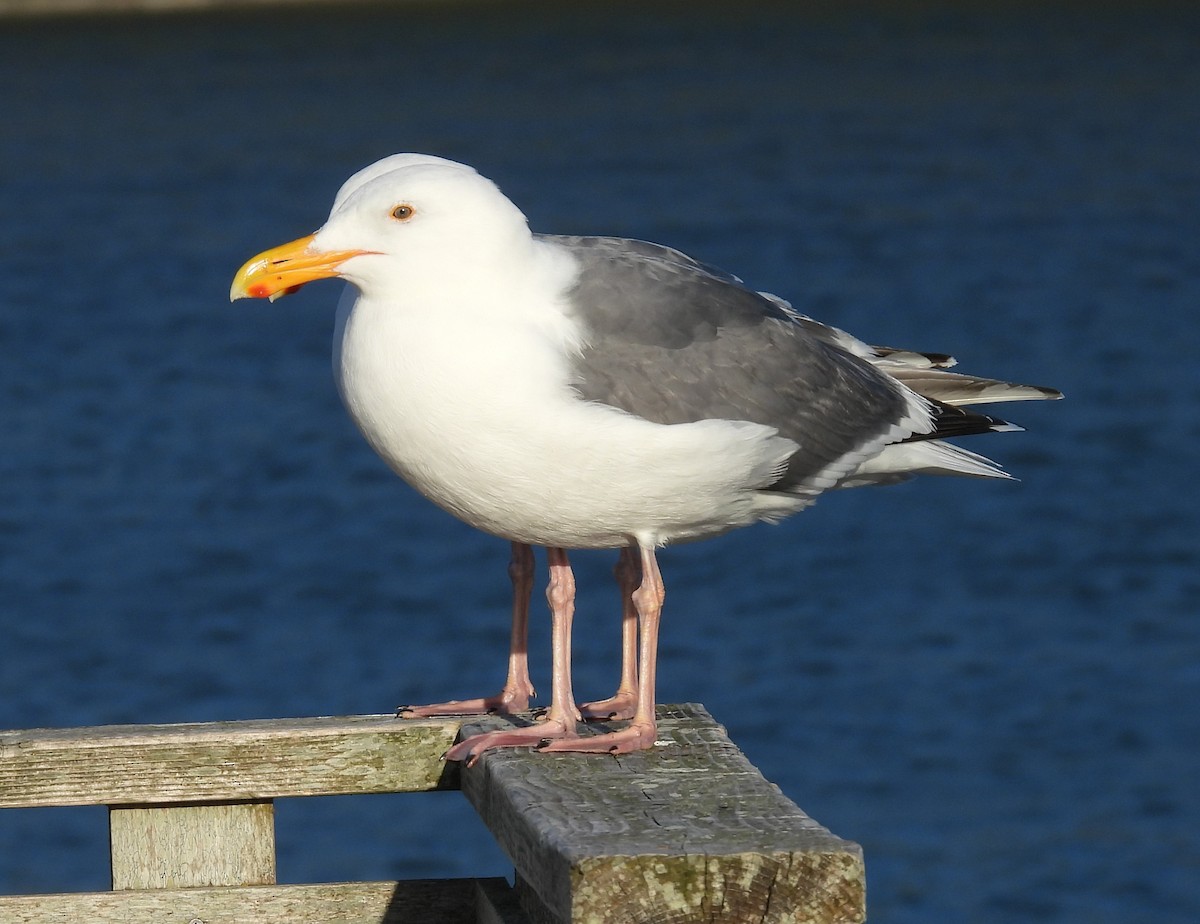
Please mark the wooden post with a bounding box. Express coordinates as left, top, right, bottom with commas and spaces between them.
110, 800, 276, 889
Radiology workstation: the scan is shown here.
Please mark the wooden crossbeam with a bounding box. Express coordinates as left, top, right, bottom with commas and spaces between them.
0, 878, 525, 924
0, 714, 462, 807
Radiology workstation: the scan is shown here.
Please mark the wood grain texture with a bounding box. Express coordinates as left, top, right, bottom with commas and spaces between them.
0, 878, 523, 924
0, 715, 462, 808
1, 706, 862, 922
460, 704, 865, 924
110, 801, 276, 889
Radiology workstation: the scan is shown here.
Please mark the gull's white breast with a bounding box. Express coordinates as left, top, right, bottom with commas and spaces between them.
331, 284, 803, 549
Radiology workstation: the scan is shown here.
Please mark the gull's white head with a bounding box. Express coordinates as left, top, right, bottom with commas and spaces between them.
230, 154, 531, 302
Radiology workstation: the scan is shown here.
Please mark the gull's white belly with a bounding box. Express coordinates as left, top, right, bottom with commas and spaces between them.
333, 295, 803, 548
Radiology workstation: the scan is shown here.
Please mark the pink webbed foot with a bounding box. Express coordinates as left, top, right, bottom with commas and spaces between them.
537, 720, 658, 755
578, 690, 638, 722
403, 542, 537, 720
397, 681, 535, 718
444, 715, 580, 767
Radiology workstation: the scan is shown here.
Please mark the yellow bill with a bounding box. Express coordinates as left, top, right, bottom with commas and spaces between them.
230, 233, 372, 302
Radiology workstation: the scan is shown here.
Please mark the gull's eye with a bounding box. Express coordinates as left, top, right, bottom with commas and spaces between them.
391, 204, 415, 221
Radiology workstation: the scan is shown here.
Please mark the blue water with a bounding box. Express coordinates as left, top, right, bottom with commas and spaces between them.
1, 2, 1197, 920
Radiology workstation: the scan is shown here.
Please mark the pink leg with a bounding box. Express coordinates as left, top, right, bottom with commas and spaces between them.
541, 545, 663, 755
579, 545, 640, 721
445, 547, 584, 765
399, 542, 536, 718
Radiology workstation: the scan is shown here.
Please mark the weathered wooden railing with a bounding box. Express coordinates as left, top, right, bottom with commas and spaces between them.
0, 704, 864, 923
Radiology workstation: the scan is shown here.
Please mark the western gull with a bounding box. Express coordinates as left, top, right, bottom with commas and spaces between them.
230, 153, 1060, 764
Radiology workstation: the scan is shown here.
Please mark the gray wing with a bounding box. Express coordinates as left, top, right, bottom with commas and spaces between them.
543, 235, 920, 492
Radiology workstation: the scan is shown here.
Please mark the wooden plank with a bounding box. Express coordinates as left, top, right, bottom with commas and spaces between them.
0, 715, 462, 808
110, 800, 276, 889
460, 704, 865, 924
0, 877, 526, 924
